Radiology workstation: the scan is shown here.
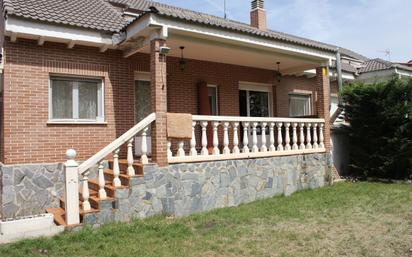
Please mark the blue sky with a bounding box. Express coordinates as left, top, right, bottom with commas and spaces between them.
155, 0, 411, 62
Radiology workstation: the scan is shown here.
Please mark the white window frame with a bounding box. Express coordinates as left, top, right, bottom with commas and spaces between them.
207, 84, 219, 116
288, 92, 312, 117
239, 81, 273, 117
48, 75, 105, 124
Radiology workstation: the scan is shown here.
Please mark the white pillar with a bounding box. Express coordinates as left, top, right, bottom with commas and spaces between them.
190, 121, 198, 156
177, 141, 185, 157
242, 122, 250, 153
277, 122, 284, 151
319, 123, 325, 149
201, 121, 209, 156
232, 122, 240, 154
212, 122, 220, 155
299, 123, 305, 150
260, 122, 267, 152
292, 123, 298, 150
112, 148, 121, 187
64, 149, 80, 225
269, 122, 276, 151
81, 173, 91, 211
223, 122, 230, 155
98, 161, 107, 199
306, 123, 312, 149
252, 122, 259, 153
285, 123, 291, 151
127, 138, 135, 176
313, 123, 319, 149
140, 127, 149, 164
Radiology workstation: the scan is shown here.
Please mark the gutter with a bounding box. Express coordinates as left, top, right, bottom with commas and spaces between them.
335, 48, 344, 105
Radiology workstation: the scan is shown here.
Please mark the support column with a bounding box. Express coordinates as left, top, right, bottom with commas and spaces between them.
316, 66, 331, 151
150, 39, 168, 167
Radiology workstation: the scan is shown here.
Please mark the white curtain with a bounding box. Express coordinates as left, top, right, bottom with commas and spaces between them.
289, 95, 311, 117
52, 80, 73, 119
79, 81, 98, 119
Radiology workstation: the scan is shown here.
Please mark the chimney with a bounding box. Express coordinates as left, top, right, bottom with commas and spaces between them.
250, 0, 267, 31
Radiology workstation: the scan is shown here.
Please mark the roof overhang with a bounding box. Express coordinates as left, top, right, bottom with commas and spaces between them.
121, 13, 335, 72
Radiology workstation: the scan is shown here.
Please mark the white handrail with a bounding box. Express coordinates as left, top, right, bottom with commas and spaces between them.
192, 115, 325, 123
78, 113, 156, 174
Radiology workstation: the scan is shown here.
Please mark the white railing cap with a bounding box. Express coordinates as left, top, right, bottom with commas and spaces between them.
192, 115, 325, 123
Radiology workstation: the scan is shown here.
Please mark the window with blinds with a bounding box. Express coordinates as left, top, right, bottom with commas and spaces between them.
289, 94, 312, 117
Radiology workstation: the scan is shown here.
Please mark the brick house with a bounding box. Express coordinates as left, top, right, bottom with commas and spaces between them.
0, 0, 367, 226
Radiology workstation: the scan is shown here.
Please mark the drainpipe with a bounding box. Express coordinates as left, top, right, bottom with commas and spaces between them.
335, 48, 343, 105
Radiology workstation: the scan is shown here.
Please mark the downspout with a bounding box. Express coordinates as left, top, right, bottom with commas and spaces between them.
335, 48, 343, 105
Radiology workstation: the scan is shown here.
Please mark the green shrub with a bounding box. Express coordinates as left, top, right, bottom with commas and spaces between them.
341, 78, 412, 179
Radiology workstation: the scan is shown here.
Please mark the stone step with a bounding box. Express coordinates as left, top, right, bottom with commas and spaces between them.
60, 195, 115, 211
88, 179, 129, 198
104, 169, 144, 186
107, 160, 144, 175
46, 207, 99, 227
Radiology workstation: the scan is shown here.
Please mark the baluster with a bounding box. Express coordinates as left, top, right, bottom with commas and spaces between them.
81, 172, 91, 211
319, 123, 325, 149
112, 148, 121, 187
212, 122, 220, 155
260, 122, 267, 152
98, 161, 107, 199
201, 121, 209, 156
140, 127, 149, 164
313, 123, 319, 149
242, 122, 250, 153
190, 121, 197, 156
232, 122, 240, 154
299, 123, 305, 150
252, 122, 259, 153
223, 122, 230, 155
277, 122, 284, 151
292, 123, 298, 150
167, 140, 172, 158
177, 141, 185, 157
269, 122, 276, 151
127, 138, 135, 176
306, 123, 312, 149
285, 123, 291, 151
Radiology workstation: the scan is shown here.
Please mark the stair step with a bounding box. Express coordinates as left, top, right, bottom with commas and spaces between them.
88, 179, 128, 198
61, 195, 115, 211
104, 169, 143, 186
108, 160, 144, 175
46, 207, 67, 226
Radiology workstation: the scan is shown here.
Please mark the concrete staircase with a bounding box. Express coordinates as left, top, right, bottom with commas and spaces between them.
46, 160, 145, 227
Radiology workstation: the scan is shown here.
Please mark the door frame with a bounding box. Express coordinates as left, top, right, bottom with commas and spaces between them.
134, 71, 151, 156
239, 81, 274, 117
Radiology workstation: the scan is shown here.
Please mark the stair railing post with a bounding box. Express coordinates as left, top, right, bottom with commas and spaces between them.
64, 149, 80, 226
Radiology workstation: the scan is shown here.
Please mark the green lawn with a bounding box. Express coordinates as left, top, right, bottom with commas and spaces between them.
1, 182, 412, 257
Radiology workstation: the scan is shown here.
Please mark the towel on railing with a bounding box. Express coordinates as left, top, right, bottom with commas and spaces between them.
167, 113, 192, 139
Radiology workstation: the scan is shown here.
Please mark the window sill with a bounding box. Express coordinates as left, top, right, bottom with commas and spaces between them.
47, 120, 108, 125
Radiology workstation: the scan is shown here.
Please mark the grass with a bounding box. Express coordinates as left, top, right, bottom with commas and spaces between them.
1, 182, 412, 257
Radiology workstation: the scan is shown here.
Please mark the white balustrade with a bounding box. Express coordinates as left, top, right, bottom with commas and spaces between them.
306, 123, 312, 149
223, 122, 230, 155
232, 122, 240, 154
212, 122, 220, 155
140, 127, 149, 164
242, 122, 250, 153
313, 123, 319, 149
98, 161, 107, 199
81, 173, 91, 211
201, 121, 209, 156
167, 115, 326, 163
112, 148, 121, 187
269, 123, 275, 152
127, 138, 135, 176
167, 140, 172, 158
284, 123, 291, 151
260, 122, 268, 152
292, 123, 298, 150
190, 121, 197, 156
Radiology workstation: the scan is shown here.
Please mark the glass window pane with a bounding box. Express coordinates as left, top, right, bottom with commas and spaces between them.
134, 80, 151, 123
249, 91, 269, 117
289, 94, 311, 117
51, 80, 73, 119
208, 86, 218, 116
79, 81, 98, 119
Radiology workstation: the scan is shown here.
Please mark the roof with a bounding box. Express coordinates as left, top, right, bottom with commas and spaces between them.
359, 58, 412, 73
2, 0, 369, 60
2, 0, 128, 32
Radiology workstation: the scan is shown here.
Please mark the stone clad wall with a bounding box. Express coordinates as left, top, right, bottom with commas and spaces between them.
84, 153, 332, 224
0, 154, 332, 221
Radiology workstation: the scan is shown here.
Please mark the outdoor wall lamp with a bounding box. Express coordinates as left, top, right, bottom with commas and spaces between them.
274, 61, 282, 82
179, 46, 187, 71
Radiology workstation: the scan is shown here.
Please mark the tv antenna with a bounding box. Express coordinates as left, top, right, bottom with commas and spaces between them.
379, 49, 391, 61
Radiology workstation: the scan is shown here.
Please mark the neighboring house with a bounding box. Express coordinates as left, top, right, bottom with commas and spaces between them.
0, 0, 396, 226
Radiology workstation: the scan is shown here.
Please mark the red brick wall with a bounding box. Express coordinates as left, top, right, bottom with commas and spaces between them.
2, 38, 322, 164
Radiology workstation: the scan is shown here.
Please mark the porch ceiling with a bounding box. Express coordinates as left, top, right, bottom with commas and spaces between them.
137, 30, 327, 74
